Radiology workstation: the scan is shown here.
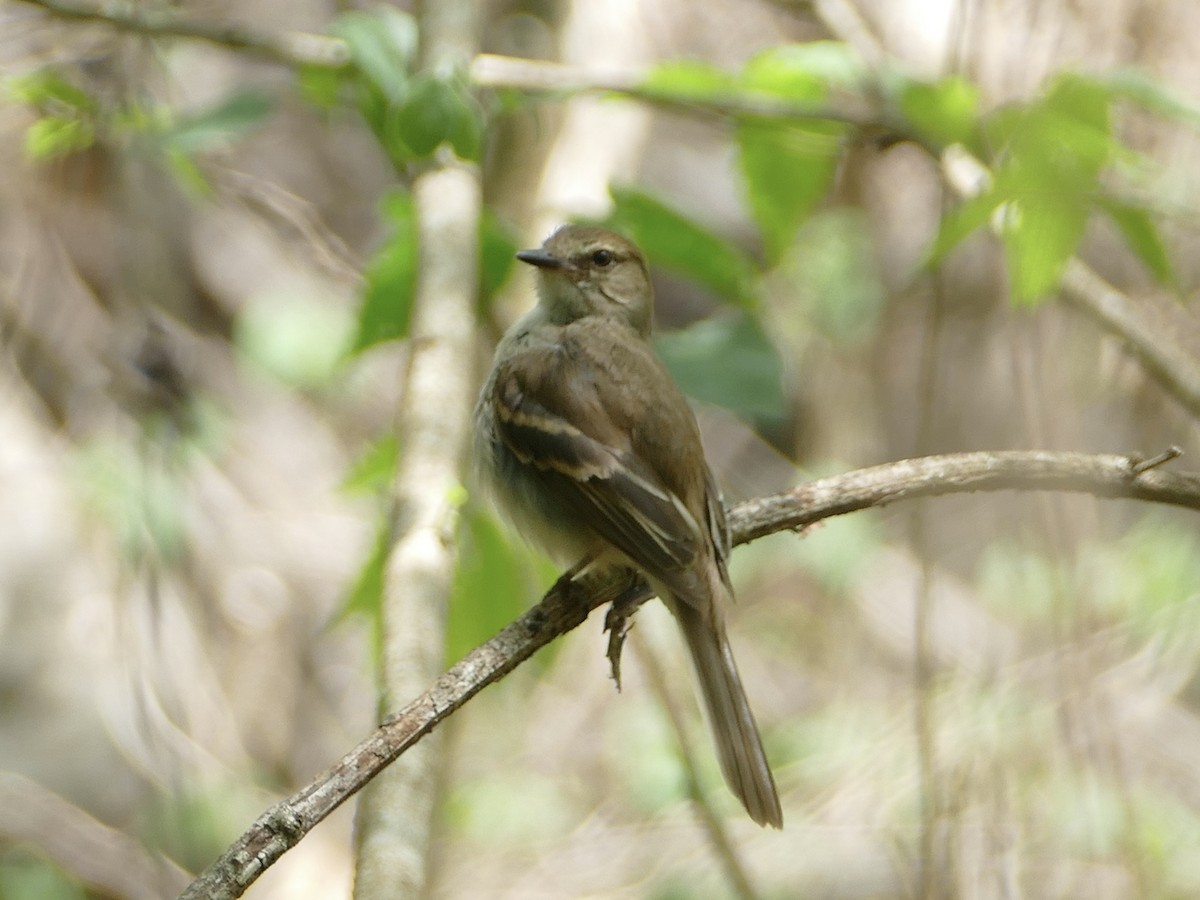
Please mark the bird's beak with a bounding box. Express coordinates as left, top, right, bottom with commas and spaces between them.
516, 249, 567, 270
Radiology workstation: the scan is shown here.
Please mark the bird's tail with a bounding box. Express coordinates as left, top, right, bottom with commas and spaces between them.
671, 598, 782, 828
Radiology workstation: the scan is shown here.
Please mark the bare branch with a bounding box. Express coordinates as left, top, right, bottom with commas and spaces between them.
0, 771, 190, 900
1060, 262, 1200, 420
14, 0, 349, 68
179, 449, 1200, 900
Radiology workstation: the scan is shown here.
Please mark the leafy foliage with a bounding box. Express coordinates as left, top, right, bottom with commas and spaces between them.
160, 91, 273, 154
639, 52, 1180, 307
446, 507, 548, 666
735, 46, 850, 262
351, 194, 520, 353
922, 72, 1175, 303
353, 188, 419, 353
897, 74, 981, 150
655, 314, 788, 424
605, 187, 757, 307
1100, 198, 1176, 286
479, 210, 520, 309
330, 7, 483, 165
602, 188, 788, 425
9, 69, 98, 159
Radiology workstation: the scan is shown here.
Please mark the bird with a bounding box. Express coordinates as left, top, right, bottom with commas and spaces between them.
473, 224, 782, 828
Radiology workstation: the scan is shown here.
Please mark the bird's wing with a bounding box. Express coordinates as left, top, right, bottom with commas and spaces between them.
704, 468, 735, 595
490, 336, 704, 580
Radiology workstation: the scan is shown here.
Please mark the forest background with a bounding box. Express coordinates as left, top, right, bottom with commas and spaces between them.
4, 0, 1200, 898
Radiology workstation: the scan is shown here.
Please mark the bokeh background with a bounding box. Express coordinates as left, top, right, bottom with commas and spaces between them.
3, 0, 1200, 897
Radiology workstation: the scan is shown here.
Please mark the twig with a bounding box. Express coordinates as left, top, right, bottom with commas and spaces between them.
1129, 445, 1183, 475
14, 0, 349, 68
469, 53, 903, 136
1059, 262, 1200, 420
180, 449, 1200, 900
0, 771, 190, 900
631, 637, 761, 900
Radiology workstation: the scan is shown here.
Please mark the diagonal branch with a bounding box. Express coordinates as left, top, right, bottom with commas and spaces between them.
179, 448, 1200, 900
940, 150, 1200, 422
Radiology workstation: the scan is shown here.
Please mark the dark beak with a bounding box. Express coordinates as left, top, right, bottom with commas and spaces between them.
516, 249, 566, 270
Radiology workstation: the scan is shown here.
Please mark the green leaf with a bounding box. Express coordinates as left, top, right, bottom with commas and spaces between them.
923, 187, 1004, 268
985, 73, 1114, 192
480, 210, 519, 306
640, 60, 738, 102
1040, 74, 1114, 178
24, 115, 93, 160
655, 313, 787, 423
1100, 199, 1175, 287
389, 75, 444, 157
332, 8, 417, 104
732, 42, 850, 261
980, 73, 1116, 304
390, 74, 483, 161
740, 42, 862, 101
996, 166, 1089, 305
352, 188, 417, 352
336, 514, 391, 658
737, 118, 842, 263
446, 507, 535, 666
899, 75, 980, 149
163, 91, 272, 154
333, 7, 418, 166
605, 187, 758, 308
297, 64, 346, 109
7, 69, 95, 112
343, 434, 399, 495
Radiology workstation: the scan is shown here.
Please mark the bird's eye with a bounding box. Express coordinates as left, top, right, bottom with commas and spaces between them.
591, 249, 614, 267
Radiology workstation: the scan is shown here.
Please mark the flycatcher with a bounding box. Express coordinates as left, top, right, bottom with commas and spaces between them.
474, 225, 782, 828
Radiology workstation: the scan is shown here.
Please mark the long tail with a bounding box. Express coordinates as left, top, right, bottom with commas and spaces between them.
671, 599, 783, 828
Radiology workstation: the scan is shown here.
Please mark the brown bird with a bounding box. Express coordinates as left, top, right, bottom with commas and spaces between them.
474, 225, 782, 827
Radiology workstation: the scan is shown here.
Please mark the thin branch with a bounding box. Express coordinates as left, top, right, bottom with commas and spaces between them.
179, 449, 1200, 900
469, 53, 902, 135
14, 0, 349, 68
1060, 261, 1200, 419
940, 150, 1200, 422
14, 3, 895, 136
631, 637, 761, 900
0, 771, 190, 899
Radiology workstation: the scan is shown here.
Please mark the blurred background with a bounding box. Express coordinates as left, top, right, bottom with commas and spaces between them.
3, 0, 1200, 897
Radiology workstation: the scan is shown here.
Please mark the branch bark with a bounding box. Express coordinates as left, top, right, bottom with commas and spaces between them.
178, 449, 1200, 900
348, 1, 481, 897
